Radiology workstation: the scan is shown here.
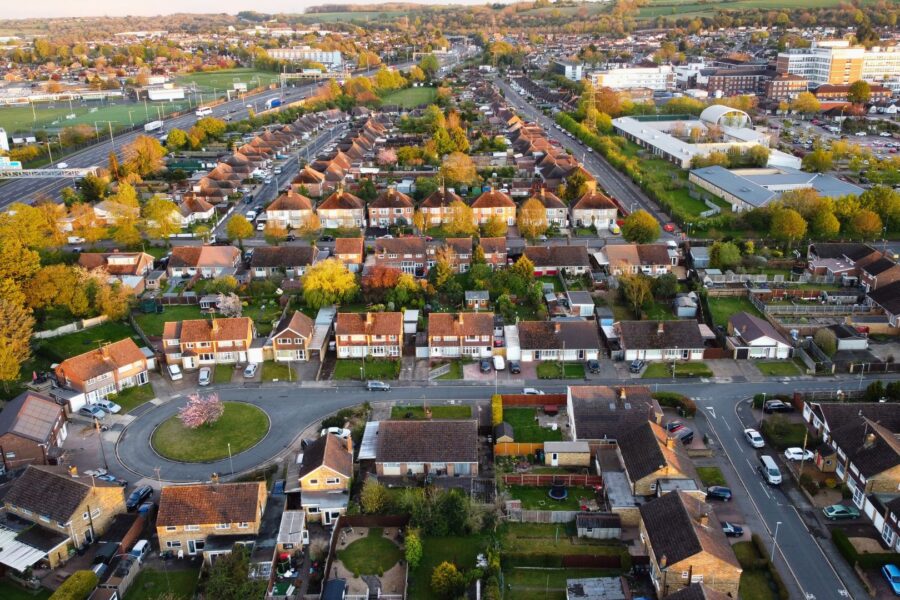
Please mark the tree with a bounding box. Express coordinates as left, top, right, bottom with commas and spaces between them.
360, 478, 390, 514
363, 266, 403, 302
413, 209, 426, 233
0, 240, 40, 306
491, 394, 503, 426
0, 202, 55, 250
123, 135, 165, 178
408, 65, 426, 82
621, 210, 659, 243
790, 92, 821, 117
431, 562, 465, 599
356, 179, 377, 202
217, 293, 243, 318
481, 215, 507, 238
562, 170, 590, 204
302, 258, 358, 309
226, 215, 254, 248
517, 197, 548, 241
193, 117, 227, 142
770, 208, 808, 246
376, 147, 397, 167
619, 273, 653, 316
429, 254, 454, 291
448, 126, 469, 154
859, 186, 900, 231
107, 151, 122, 181
445, 200, 477, 236
802, 148, 833, 173
850, 209, 883, 240
510, 255, 535, 283
814, 328, 837, 357
297, 213, 321, 240
95, 282, 133, 319
709, 241, 742, 270
440, 152, 478, 187
178, 392, 224, 429
812, 210, 841, 239
0, 299, 35, 391
748, 145, 770, 167
48, 570, 98, 600
654, 272, 678, 299
264, 222, 288, 245
204, 545, 267, 600
142, 196, 181, 242
166, 128, 188, 152
405, 528, 423, 569
847, 80, 871, 105
418, 54, 440, 80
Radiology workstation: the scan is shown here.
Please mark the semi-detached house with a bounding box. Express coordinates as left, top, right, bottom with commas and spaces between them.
162, 317, 256, 369
428, 312, 494, 359
334, 312, 403, 359
54, 338, 150, 405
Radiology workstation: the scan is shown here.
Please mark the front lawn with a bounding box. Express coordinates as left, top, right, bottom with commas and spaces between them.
696, 466, 727, 487
408, 535, 489, 600
109, 384, 156, 413
34, 320, 139, 362
755, 361, 801, 377
124, 567, 199, 600
503, 408, 563, 443
437, 360, 463, 380
337, 528, 402, 575
0, 581, 51, 600
134, 305, 204, 336
536, 362, 584, 379
391, 405, 472, 419
332, 359, 401, 380
707, 295, 763, 328
642, 361, 713, 378
261, 361, 293, 382
508, 486, 597, 511
151, 402, 270, 463
761, 416, 810, 450
214, 364, 234, 384
734, 541, 779, 600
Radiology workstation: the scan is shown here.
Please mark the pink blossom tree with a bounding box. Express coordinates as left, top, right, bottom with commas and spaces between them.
376, 148, 397, 167
178, 392, 224, 429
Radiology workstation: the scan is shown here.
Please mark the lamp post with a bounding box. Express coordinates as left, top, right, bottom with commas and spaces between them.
227, 442, 234, 476
95, 418, 109, 470
771, 521, 782, 562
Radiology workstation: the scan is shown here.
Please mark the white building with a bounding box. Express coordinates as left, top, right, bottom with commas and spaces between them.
777, 40, 900, 89
551, 59, 584, 82
0, 127, 9, 152
267, 47, 343, 69
590, 65, 674, 91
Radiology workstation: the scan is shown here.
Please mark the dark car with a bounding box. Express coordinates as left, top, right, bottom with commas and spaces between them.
666, 421, 684, 433
319, 235, 334, 242
126, 485, 153, 511
286, 234, 296, 242
629, 359, 645, 374
763, 400, 794, 414
480, 359, 492, 373
706, 486, 733, 502
722, 522, 744, 537
587, 359, 600, 374
509, 360, 521, 374
677, 428, 694, 445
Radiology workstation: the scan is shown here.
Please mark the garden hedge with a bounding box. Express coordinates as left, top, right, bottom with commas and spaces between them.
832, 529, 900, 569
49, 570, 98, 600
652, 392, 698, 417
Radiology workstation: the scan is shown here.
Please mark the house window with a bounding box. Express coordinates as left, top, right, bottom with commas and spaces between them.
4, 451, 15, 459
185, 525, 200, 531
216, 523, 230, 530
238, 522, 249, 529
83, 512, 90, 521
852, 486, 865, 508
309, 479, 318, 486
681, 571, 689, 579
166, 541, 182, 548
326, 478, 341, 485
307, 506, 320, 513
92, 508, 101, 518
39, 515, 51, 523
166, 526, 178, 532
294, 338, 303, 344
691, 575, 704, 583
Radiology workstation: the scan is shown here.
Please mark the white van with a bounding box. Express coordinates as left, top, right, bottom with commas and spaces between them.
493, 355, 506, 371
758, 455, 782, 485
130, 539, 151, 563
195, 107, 212, 117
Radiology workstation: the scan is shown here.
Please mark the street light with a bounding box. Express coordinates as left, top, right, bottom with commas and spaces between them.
771, 521, 782, 562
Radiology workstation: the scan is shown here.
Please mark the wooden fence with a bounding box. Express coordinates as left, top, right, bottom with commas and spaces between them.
501, 394, 567, 407
503, 474, 603, 486
494, 442, 544, 456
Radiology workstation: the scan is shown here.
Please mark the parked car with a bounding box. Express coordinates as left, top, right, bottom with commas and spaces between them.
480, 359, 492, 373
366, 380, 390, 392
98, 474, 127, 486
587, 359, 600, 374
722, 522, 744, 537
167, 364, 183, 381
666, 421, 685, 433
523, 388, 544, 395
95, 399, 122, 415
493, 355, 506, 371
706, 486, 733, 502
743, 428, 765, 448
84, 468, 108, 477
320, 427, 351, 439
823, 504, 860, 520
663, 223, 676, 233
784, 447, 814, 461
243, 363, 259, 378
629, 359, 645, 374
763, 400, 794, 414
198, 367, 211, 387
130, 539, 151, 562
126, 485, 153, 511
319, 235, 334, 242
78, 405, 107, 420
882, 564, 900, 595
677, 428, 694, 445
509, 360, 521, 374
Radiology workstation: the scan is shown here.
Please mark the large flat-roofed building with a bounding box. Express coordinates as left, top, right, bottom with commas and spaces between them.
267, 47, 343, 69
590, 65, 674, 91
551, 59, 584, 82
777, 40, 900, 90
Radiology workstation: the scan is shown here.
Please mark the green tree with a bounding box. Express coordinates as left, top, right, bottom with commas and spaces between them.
226, 215, 254, 249
491, 394, 503, 426
203, 545, 267, 600
812, 210, 841, 239
509, 255, 535, 283
360, 478, 390, 514
481, 215, 507, 238
619, 273, 653, 316
770, 207, 808, 246
654, 272, 678, 299
709, 241, 742, 270
48, 570, 98, 600
142, 195, 181, 243
790, 91, 821, 117
405, 528, 423, 569
802, 148, 833, 173
621, 210, 660, 243
562, 170, 590, 204
431, 562, 465, 599
418, 54, 440, 80
166, 128, 188, 152
859, 185, 900, 230
847, 80, 871, 104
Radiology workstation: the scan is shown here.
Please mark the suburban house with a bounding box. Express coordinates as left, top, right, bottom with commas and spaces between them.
427, 312, 494, 359
603, 244, 676, 277
78, 251, 154, 277
471, 187, 516, 226
616, 321, 706, 362
523, 246, 592, 276
570, 190, 618, 231
567, 386, 664, 443
420, 187, 464, 226
465, 290, 490, 310
156, 481, 267, 558
162, 317, 256, 369
250, 246, 318, 279
806, 242, 880, 284
316, 187, 366, 229
334, 312, 403, 359
526, 188, 568, 228
639, 491, 742, 597
0, 391, 67, 470
177, 196, 216, 226
801, 402, 900, 550
368, 187, 414, 227
443, 237, 473, 273
93, 201, 139, 226
617, 421, 698, 496
665, 584, 732, 600
479, 237, 507, 269
867, 280, 900, 327
516, 321, 601, 362
167, 246, 241, 278
375, 420, 479, 478
55, 338, 150, 404
333, 237, 365, 273
271, 311, 315, 363
296, 433, 353, 525
3, 465, 127, 567
726, 312, 792, 360
372, 238, 430, 276
292, 165, 328, 198
265, 190, 314, 230
859, 256, 900, 292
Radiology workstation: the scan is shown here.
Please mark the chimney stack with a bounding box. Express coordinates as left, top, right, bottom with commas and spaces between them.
554, 322, 561, 334
864, 432, 877, 449
99, 344, 110, 359
666, 436, 676, 450
345, 434, 354, 454
699, 512, 709, 528
657, 322, 665, 336
619, 387, 627, 401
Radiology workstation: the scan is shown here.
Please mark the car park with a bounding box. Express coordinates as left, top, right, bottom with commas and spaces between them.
743, 428, 765, 448
366, 380, 391, 391
198, 367, 211, 386
881, 564, 900, 595
95, 399, 122, 414
823, 504, 860, 520
784, 447, 814, 461
126, 485, 153, 511
706, 486, 733, 501
629, 359, 645, 373
167, 364, 183, 380
722, 522, 744, 537
243, 363, 259, 378
78, 405, 107, 420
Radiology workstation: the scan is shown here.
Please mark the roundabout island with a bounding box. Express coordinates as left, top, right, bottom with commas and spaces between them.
150, 401, 270, 463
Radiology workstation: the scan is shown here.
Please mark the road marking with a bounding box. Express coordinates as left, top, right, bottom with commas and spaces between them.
705, 406, 716, 419
722, 418, 731, 431
759, 481, 771, 498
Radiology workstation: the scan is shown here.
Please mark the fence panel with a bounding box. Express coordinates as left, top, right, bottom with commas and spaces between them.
494, 442, 545, 456
506, 509, 580, 523
503, 474, 602, 486
501, 394, 567, 407
33, 315, 110, 340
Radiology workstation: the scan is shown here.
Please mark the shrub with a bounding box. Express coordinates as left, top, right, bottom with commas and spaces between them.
50, 570, 99, 600
652, 392, 697, 417
491, 394, 503, 426
832, 528, 900, 569
799, 473, 819, 496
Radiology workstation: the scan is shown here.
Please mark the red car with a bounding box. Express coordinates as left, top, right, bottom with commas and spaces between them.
663, 223, 676, 233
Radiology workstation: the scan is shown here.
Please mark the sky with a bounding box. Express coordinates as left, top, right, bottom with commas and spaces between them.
4, 0, 498, 19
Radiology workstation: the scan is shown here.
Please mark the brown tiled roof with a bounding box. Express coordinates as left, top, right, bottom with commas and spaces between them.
0, 391, 63, 443
617, 321, 704, 350
318, 189, 364, 211
294, 165, 326, 184
421, 188, 463, 208
666, 583, 731, 600
163, 318, 253, 344
298, 434, 352, 479
569, 386, 662, 441
472, 188, 515, 209
428, 312, 493, 337
77, 252, 154, 276
268, 191, 313, 212
169, 246, 239, 268
250, 246, 317, 268
335, 312, 403, 336
4, 465, 120, 522
334, 237, 364, 259
639, 491, 741, 570
370, 188, 414, 209
56, 338, 145, 383
275, 310, 315, 340
479, 237, 506, 255
815, 403, 900, 478
376, 420, 478, 464
517, 321, 600, 350
157, 482, 265, 527
181, 196, 214, 216
572, 191, 616, 211
445, 238, 473, 255
523, 246, 590, 268
375, 238, 427, 255
529, 189, 566, 209
729, 312, 789, 346
637, 244, 672, 265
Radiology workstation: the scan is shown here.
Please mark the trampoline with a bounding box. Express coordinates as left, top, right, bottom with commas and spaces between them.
548, 484, 568, 501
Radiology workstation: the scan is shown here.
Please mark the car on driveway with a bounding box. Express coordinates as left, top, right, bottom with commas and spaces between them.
198, 367, 211, 386
523, 388, 544, 395
95, 399, 122, 415
78, 405, 107, 420
706, 486, 733, 502
509, 360, 521, 374
167, 364, 183, 381
784, 447, 814, 461
763, 399, 794, 414
882, 564, 900, 595
666, 421, 685, 433
587, 359, 600, 374
98, 474, 127, 486
722, 522, 744, 537
743, 428, 765, 448
629, 359, 645, 374
663, 223, 676, 233
243, 363, 259, 378
366, 380, 391, 392
823, 504, 860, 520
126, 485, 153, 511
480, 359, 492, 373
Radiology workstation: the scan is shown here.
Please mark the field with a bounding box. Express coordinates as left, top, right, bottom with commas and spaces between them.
174, 68, 279, 95
636, 0, 859, 20
380, 87, 438, 108
0, 99, 193, 135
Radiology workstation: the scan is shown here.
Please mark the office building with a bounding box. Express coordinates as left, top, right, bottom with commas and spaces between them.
777, 40, 900, 89
267, 47, 343, 69
590, 65, 674, 92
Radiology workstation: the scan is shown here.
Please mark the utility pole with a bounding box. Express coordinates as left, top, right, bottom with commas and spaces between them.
95, 418, 109, 470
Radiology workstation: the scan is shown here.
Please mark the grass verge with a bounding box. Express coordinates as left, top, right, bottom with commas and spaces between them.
755, 361, 801, 377
696, 466, 727, 487
110, 384, 156, 413
642, 361, 712, 378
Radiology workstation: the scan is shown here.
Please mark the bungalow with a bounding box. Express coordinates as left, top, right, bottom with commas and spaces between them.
271, 311, 315, 363
567, 386, 663, 443
471, 187, 516, 226
333, 237, 365, 273
334, 312, 403, 359
55, 338, 150, 404
479, 237, 507, 269
162, 317, 256, 369
250, 246, 318, 279
372, 238, 429, 276
0, 391, 67, 470
420, 187, 464, 226
317, 187, 366, 229
368, 187, 414, 228
726, 312, 792, 360
523, 246, 592, 276
616, 321, 705, 362
167, 246, 240, 278
78, 251, 154, 278
617, 421, 698, 496
516, 321, 601, 362
266, 190, 314, 230
604, 244, 676, 277
296, 434, 353, 524
375, 420, 479, 478
571, 191, 617, 231
428, 312, 494, 359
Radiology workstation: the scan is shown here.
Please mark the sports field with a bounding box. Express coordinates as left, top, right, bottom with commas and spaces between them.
0, 99, 192, 134
380, 87, 438, 108
175, 68, 278, 95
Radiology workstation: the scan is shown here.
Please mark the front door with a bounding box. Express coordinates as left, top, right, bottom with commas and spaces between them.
551, 453, 559, 467
323, 511, 338, 526
188, 540, 197, 555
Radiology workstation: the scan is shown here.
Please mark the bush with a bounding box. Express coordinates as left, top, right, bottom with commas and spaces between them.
491, 394, 503, 426
652, 392, 697, 417
50, 570, 99, 600
799, 473, 819, 496
832, 528, 900, 569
